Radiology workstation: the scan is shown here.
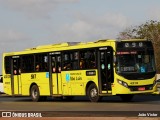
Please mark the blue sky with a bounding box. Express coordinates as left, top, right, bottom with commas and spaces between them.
0, 0, 160, 55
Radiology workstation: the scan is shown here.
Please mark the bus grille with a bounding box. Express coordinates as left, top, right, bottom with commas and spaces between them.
129, 84, 153, 91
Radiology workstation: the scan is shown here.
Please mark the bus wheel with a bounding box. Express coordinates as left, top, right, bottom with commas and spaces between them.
120, 94, 134, 102
30, 85, 40, 102
87, 83, 101, 102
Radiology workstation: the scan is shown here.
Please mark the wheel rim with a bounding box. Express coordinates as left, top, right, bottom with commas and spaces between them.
90, 88, 98, 98
32, 89, 38, 99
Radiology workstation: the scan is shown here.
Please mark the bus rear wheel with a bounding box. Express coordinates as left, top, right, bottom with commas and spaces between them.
30, 85, 40, 102
87, 83, 101, 102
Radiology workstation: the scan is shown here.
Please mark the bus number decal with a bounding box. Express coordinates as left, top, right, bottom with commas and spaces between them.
130, 82, 138, 85
31, 74, 36, 79
86, 71, 96, 76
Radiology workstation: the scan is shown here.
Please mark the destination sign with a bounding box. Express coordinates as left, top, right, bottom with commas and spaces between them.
123, 42, 143, 48
116, 41, 152, 49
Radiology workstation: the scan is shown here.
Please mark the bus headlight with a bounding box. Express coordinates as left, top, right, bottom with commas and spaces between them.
117, 79, 128, 88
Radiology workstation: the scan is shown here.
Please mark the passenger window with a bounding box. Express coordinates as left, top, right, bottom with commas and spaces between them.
80, 50, 96, 69
62, 51, 79, 70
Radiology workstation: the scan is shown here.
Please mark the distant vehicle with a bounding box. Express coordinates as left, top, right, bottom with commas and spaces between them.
0, 75, 4, 93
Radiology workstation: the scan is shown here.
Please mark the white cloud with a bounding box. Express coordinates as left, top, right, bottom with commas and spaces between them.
0, 29, 33, 53
0, 0, 78, 19
0, 29, 32, 72
147, 6, 160, 20
53, 12, 131, 42
0, 29, 29, 42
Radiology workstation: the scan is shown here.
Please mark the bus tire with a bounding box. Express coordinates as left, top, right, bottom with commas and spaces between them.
30, 85, 40, 102
120, 94, 134, 102
87, 83, 101, 102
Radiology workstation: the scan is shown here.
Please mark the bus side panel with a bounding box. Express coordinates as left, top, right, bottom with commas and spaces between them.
61, 70, 98, 96
3, 75, 12, 95
35, 72, 50, 96
61, 71, 70, 95
21, 73, 31, 95
21, 73, 50, 96
71, 83, 84, 95
70, 70, 85, 95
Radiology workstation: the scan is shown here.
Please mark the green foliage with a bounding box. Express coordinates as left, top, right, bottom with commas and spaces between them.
118, 20, 160, 73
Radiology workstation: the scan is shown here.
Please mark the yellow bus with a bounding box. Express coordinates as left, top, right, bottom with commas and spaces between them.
2, 39, 157, 102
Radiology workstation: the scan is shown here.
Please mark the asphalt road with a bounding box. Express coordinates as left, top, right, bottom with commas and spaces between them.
0, 95, 160, 117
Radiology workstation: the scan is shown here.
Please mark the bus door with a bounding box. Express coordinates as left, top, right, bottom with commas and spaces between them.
98, 47, 113, 93
11, 56, 21, 95
49, 52, 62, 95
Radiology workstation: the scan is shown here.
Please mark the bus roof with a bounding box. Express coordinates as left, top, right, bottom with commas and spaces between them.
25, 39, 116, 50
3, 39, 149, 56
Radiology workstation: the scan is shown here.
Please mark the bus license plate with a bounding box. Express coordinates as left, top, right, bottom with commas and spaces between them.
138, 87, 145, 91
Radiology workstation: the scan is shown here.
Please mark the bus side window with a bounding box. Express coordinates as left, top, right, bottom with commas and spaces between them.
79, 52, 85, 69
13, 58, 21, 75
72, 52, 79, 70
21, 55, 34, 73
62, 53, 71, 70
4, 56, 11, 74
80, 50, 96, 69
89, 51, 96, 68
36, 64, 40, 71
63, 63, 71, 70
13, 65, 18, 75
35, 53, 48, 72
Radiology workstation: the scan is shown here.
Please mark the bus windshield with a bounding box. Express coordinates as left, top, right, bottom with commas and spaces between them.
116, 50, 156, 74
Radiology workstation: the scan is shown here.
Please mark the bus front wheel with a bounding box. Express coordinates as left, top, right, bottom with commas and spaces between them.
30, 85, 40, 102
87, 83, 101, 102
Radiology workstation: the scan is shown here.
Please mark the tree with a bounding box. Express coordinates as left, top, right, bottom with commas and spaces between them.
118, 20, 160, 73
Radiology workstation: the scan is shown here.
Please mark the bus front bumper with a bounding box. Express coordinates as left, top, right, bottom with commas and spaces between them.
113, 82, 157, 95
